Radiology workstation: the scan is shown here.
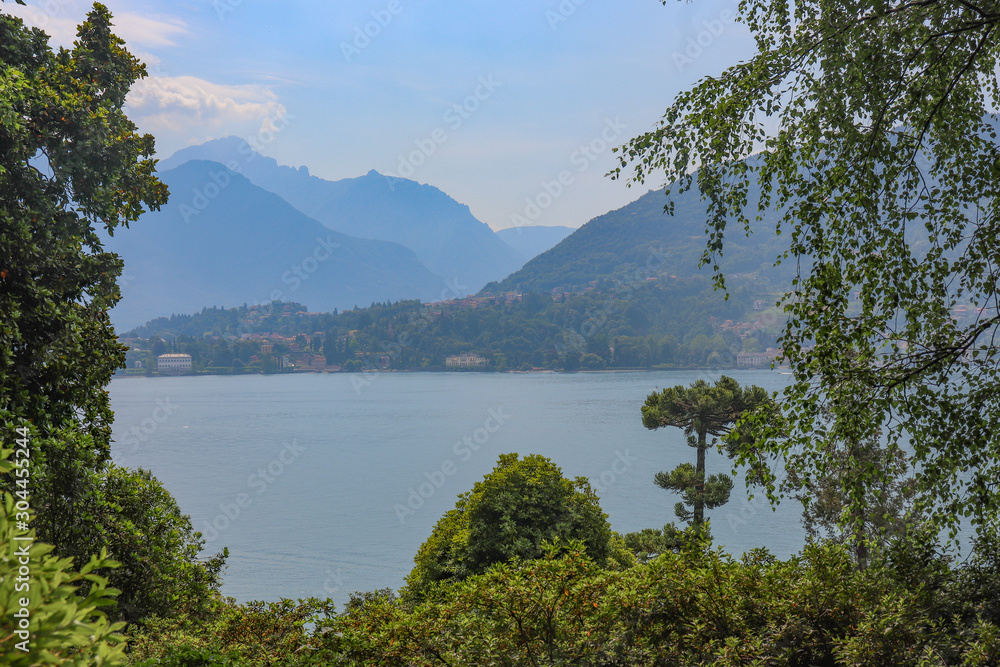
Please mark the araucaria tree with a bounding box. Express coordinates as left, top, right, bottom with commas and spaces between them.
642, 376, 769, 527
616, 0, 1000, 540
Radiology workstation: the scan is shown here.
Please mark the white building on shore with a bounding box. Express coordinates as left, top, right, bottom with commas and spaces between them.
157, 353, 192, 374
445, 352, 489, 368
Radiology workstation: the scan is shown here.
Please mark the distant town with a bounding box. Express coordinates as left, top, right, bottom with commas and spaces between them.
117, 289, 790, 377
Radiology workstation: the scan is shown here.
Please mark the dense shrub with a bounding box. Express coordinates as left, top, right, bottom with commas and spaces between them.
322, 539, 1000, 666
126, 598, 333, 667
405, 453, 632, 595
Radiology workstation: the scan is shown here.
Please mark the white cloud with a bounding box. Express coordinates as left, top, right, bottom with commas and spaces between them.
110, 11, 189, 48
2, 3, 189, 48
1, 2, 81, 45
126, 75, 287, 137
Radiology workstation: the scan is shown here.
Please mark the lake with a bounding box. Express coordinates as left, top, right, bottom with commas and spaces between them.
108, 369, 802, 607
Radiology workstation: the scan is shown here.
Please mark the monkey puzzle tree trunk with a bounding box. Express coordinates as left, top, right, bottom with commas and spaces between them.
694, 425, 707, 526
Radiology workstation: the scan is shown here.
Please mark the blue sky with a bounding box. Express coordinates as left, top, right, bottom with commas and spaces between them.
5, 0, 755, 231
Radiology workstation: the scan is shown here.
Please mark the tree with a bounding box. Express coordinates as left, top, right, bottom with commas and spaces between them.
83, 466, 227, 623
0, 2, 165, 523
1, 3, 167, 446
622, 523, 700, 563
642, 376, 770, 527
406, 453, 631, 595
0, 5, 222, 623
784, 417, 918, 567
615, 0, 1000, 539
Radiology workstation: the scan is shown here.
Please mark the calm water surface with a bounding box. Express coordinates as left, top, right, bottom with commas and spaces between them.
109, 370, 800, 606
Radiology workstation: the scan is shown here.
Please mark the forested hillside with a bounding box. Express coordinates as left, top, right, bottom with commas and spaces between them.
486, 180, 791, 295
123, 276, 779, 372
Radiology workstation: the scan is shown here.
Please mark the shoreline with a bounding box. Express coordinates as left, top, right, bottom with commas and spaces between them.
112, 365, 784, 379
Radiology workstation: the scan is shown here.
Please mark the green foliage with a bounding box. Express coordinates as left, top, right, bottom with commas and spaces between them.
622, 522, 705, 563
84, 466, 226, 623
0, 450, 127, 666
489, 186, 794, 296
654, 461, 734, 524
406, 453, 629, 595
125, 597, 334, 667
0, 3, 166, 448
317, 536, 1000, 665
615, 0, 1000, 539
133, 645, 237, 667
784, 413, 918, 565
642, 376, 772, 525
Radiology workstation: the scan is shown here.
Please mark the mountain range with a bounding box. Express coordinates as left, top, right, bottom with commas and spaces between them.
159, 137, 525, 292
104, 138, 579, 330
106, 136, 795, 332
103, 160, 447, 330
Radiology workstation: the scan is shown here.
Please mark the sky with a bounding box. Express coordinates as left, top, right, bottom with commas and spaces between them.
4, 0, 756, 231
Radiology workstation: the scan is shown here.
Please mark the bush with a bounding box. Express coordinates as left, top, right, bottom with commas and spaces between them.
86, 466, 227, 623
320, 538, 1000, 665
125, 598, 333, 667
406, 453, 632, 595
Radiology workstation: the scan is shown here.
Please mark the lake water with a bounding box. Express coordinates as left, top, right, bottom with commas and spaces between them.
108, 370, 802, 607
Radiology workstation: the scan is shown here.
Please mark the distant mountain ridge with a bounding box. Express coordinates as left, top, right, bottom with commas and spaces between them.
103, 160, 446, 330
160, 137, 524, 293
485, 183, 792, 295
